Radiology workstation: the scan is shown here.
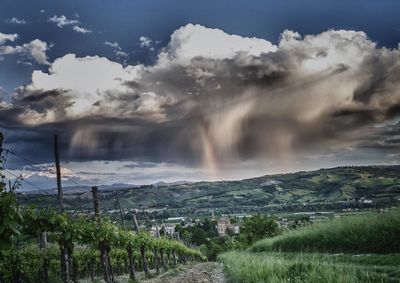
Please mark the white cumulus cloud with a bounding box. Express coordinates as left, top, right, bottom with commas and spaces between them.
49, 15, 79, 28
25, 54, 141, 117
22, 39, 49, 65
0, 32, 18, 44
115, 50, 128, 57
104, 41, 121, 50
105, 41, 129, 59
159, 23, 277, 64
0, 34, 49, 65
139, 36, 153, 48
6, 17, 26, 24
72, 26, 92, 34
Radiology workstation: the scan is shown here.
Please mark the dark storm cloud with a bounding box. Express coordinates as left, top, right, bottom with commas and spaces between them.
18, 89, 72, 118
1, 25, 400, 171
352, 51, 400, 104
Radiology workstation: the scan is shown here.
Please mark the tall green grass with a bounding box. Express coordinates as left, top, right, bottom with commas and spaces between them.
250, 209, 400, 254
219, 251, 393, 283
219, 210, 400, 282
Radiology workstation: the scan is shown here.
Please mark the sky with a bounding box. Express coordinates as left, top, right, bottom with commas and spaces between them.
0, 0, 400, 190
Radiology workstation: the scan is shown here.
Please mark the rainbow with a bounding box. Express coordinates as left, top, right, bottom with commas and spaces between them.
200, 122, 218, 175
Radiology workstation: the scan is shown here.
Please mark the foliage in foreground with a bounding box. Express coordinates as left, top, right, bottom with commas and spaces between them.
250, 209, 400, 254
0, 213, 205, 282
0, 244, 199, 283
219, 210, 400, 282
219, 251, 397, 283
0, 164, 204, 283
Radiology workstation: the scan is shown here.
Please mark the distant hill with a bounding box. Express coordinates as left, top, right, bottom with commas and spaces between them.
24, 165, 400, 213
24, 183, 136, 195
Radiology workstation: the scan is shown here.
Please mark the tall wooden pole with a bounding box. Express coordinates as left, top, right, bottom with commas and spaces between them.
53, 135, 70, 282
54, 134, 64, 211
132, 212, 139, 231
114, 190, 126, 230
156, 223, 160, 237
91, 186, 112, 282
0, 131, 4, 157
91, 186, 100, 220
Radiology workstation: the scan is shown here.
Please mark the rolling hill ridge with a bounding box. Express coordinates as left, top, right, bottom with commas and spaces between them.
25, 165, 400, 213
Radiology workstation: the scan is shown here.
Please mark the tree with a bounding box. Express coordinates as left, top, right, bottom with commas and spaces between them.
0, 156, 23, 249
201, 219, 218, 238
204, 238, 225, 261
191, 228, 206, 245
181, 230, 191, 243
240, 214, 280, 245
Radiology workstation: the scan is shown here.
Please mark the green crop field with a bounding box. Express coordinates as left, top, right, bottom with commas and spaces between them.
250, 209, 400, 254
219, 252, 400, 283
219, 209, 400, 282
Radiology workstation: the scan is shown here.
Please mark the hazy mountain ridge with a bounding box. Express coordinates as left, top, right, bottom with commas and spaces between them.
24, 165, 400, 211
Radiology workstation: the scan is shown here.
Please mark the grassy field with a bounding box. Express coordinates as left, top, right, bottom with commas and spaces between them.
219, 252, 400, 283
250, 209, 400, 254
219, 209, 400, 282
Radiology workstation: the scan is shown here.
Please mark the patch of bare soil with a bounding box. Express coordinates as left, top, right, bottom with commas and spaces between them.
143, 262, 226, 283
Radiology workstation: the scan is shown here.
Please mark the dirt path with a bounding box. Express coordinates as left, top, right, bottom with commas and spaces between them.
143, 262, 226, 283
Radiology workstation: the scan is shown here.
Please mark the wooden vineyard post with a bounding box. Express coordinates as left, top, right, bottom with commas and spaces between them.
53, 135, 71, 283
172, 250, 177, 267
132, 212, 139, 231
91, 186, 100, 220
154, 224, 160, 273
140, 245, 150, 276
39, 232, 49, 283
127, 246, 137, 281
155, 224, 160, 237
53, 134, 64, 211
127, 210, 138, 280
153, 247, 160, 273
114, 190, 126, 230
160, 249, 167, 272
91, 186, 113, 283
0, 131, 3, 157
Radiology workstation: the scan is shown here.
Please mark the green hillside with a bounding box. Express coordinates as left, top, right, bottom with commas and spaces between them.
26, 165, 400, 213
250, 208, 400, 254
219, 209, 400, 282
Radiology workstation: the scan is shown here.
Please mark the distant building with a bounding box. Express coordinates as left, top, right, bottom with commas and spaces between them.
166, 217, 190, 224
163, 224, 176, 236
167, 217, 186, 222
277, 218, 289, 228
217, 217, 231, 236
217, 217, 240, 236
149, 225, 161, 237
231, 224, 240, 234
360, 197, 373, 204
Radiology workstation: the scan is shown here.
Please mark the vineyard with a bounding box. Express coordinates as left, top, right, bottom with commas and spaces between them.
0, 139, 205, 283
0, 193, 204, 283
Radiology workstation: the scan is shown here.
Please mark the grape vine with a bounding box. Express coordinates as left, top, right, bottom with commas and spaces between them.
0, 162, 205, 283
